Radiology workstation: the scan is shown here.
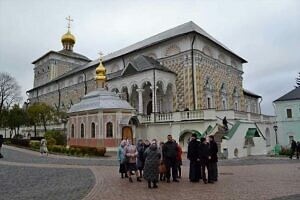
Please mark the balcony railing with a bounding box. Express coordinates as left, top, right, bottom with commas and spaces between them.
138, 109, 274, 124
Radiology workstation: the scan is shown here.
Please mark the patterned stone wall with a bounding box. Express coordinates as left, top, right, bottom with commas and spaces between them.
159, 51, 193, 110
194, 50, 245, 111
159, 50, 245, 112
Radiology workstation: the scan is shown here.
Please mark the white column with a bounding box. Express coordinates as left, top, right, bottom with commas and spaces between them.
136, 88, 144, 114
150, 86, 158, 113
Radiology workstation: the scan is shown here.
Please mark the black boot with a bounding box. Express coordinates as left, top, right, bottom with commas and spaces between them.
153, 181, 158, 188
121, 173, 124, 178
148, 181, 152, 188
137, 177, 142, 182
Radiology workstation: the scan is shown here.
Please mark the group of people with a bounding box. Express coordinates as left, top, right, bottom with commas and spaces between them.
290, 140, 300, 159
117, 135, 182, 188
117, 134, 218, 188
188, 134, 218, 183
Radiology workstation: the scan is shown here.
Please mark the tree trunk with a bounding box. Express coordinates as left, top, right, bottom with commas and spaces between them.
43, 121, 47, 133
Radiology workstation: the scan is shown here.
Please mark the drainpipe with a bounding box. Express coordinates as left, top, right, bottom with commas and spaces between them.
36, 89, 39, 102
259, 97, 263, 114
56, 81, 61, 111
191, 33, 197, 110
83, 71, 87, 95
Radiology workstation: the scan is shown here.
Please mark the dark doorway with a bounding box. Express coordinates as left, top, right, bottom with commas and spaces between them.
147, 101, 152, 115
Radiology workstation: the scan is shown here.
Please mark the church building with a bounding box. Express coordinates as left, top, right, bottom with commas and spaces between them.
27, 19, 276, 158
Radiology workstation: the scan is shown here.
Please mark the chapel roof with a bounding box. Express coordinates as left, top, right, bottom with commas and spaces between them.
274, 87, 300, 102
67, 88, 134, 114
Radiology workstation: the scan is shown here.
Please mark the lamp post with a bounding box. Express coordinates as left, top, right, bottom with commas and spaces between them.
273, 124, 278, 144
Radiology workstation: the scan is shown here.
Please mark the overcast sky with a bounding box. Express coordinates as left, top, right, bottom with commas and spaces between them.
0, 0, 299, 115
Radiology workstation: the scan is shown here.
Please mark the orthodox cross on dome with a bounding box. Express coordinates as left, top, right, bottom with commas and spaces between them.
98, 52, 104, 61
66, 15, 73, 31
95, 51, 106, 88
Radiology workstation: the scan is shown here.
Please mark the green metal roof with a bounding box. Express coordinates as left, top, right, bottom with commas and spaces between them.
179, 129, 202, 140
245, 128, 260, 139
203, 125, 213, 136
223, 121, 241, 140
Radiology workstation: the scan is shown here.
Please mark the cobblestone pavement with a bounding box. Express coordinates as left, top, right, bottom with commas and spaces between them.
0, 165, 94, 200
0, 145, 299, 200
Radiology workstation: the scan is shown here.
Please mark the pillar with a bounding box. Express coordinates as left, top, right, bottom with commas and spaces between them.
136, 88, 144, 114
150, 86, 158, 113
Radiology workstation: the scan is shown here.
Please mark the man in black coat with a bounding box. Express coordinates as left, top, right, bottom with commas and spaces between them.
296, 141, 300, 160
199, 137, 209, 184
208, 135, 218, 183
162, 135, 179, 182
0, 134, 4, 158
290, 140, 297, 159
187, 133, 201, 182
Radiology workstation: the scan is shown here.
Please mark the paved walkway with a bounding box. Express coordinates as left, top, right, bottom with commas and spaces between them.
0, 145, 299, 200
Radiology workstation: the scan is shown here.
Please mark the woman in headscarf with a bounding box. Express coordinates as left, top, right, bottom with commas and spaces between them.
143, 139, 161, 188
40, 138, 48, 156
117, 140, 127, 178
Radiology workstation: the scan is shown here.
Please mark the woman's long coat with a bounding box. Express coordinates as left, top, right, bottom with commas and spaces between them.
143, 145, 161, 182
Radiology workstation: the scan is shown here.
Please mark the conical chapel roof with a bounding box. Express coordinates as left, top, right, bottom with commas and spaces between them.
68, 88, 134, 114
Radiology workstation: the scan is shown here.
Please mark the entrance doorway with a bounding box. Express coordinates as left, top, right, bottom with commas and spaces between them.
122, 126, 133, 142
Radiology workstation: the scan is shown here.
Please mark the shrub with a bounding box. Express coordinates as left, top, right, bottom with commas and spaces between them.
3, 138, 11, 144
70, 145, 106, 156
47, 137, 56, 146
279, 147, 292, 156
96, 147, 106, 156
51, 145, 63, 153
11, 138, 30, 147
30, 137, 44, 141
44, 130, 66, 145
29, 140, 40, 149
69, 148, 77, 155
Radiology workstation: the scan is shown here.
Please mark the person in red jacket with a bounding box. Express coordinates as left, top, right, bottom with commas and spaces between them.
175, 140, 183, 178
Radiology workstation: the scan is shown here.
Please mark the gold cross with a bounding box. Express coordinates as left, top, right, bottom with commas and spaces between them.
66, 16, 73, 30
98, 52, 104, 61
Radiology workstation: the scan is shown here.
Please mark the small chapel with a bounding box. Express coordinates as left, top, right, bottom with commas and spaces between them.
67, 56, 137, 148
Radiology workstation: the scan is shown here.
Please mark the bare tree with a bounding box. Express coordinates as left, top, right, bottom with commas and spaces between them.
0, 72, 22, 113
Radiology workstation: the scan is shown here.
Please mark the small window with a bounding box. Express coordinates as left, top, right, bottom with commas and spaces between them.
234, 102, 238, 111
80, 124, 84, 138
207, 97, 211, 109
106, 122, 113, 138
286, 109, 292, 118
222, 100, 226, 110
71, 124, 75, 138
91, 123, 95, 138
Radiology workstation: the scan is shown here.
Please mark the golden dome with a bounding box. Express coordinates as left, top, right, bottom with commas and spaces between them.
61, 30, 76, 44
95, 57, 106, 82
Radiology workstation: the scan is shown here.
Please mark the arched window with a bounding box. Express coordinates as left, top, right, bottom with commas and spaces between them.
91, 123, 96, 138
80, 124, 84, 138
106, 122, 113, 138
220, 83, 227, 110
71, 124, 75, 138
207, 97, 212, 109
234, 102, 238, 111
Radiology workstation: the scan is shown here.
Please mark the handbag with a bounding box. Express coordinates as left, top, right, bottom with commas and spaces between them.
159, 161, 166, 173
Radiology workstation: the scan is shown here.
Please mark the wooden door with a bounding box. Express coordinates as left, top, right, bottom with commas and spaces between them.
122, 126, 133, 141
